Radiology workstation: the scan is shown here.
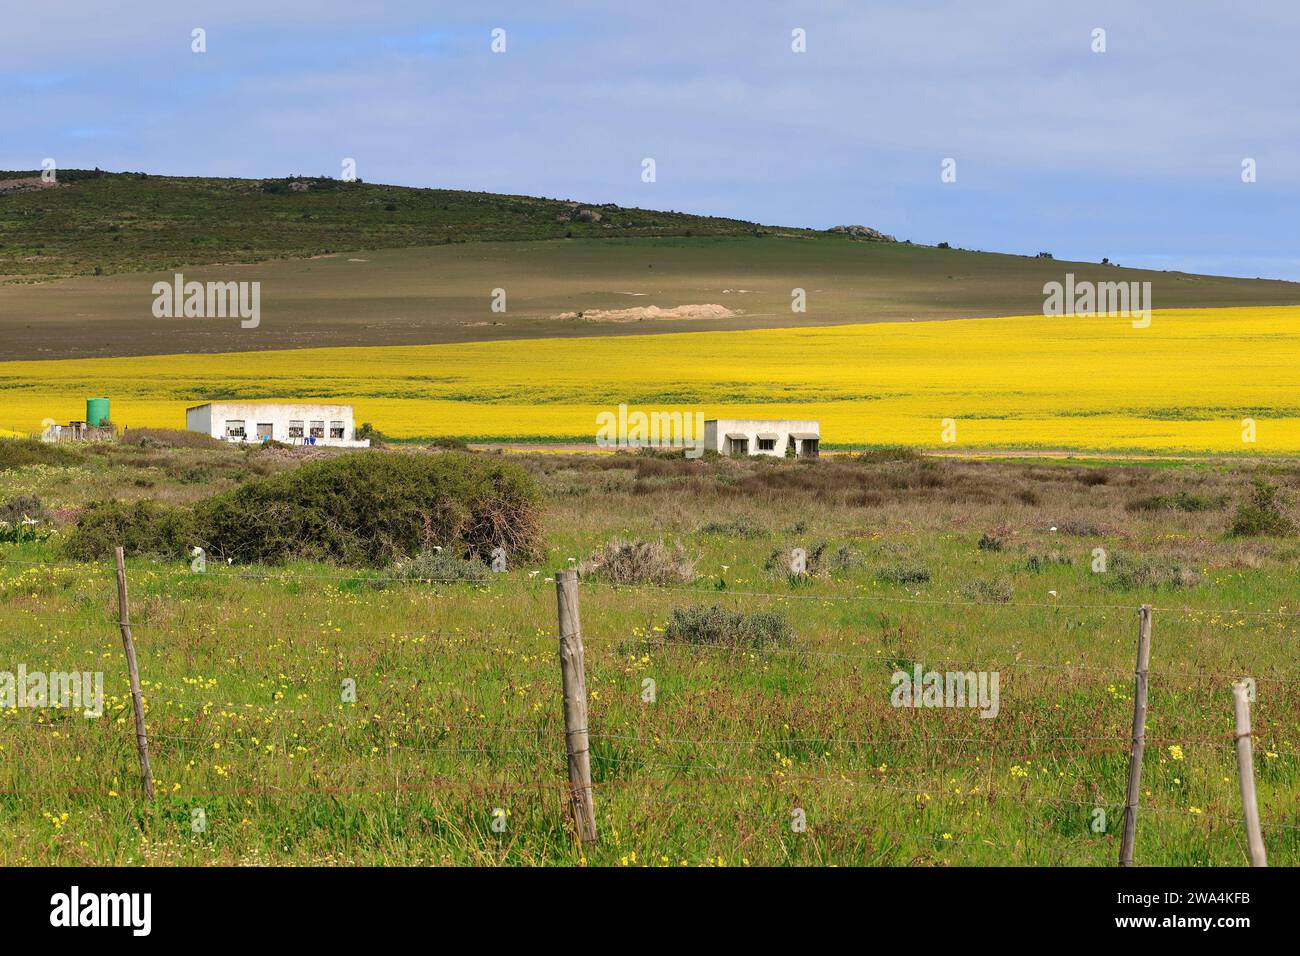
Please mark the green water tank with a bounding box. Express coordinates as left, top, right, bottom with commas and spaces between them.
86, 397, 110, 427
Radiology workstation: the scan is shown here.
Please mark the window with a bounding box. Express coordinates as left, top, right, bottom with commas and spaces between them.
309, 421, 325, 439
329, 421, 345, 439
288, 421, 304, 439
727, 437, 749, 456
256, 423, 274, 440
224, 420, 245, 439
757, 438, 775, 451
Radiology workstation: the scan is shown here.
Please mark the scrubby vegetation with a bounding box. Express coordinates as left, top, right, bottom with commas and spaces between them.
4, 446, 1300, 866
194, 451, 542, 566
663, 604, 793, 649
0, 439, 79, 472
1230, 479, 1296, 537
0, 170, 803, 281
578, 538, 696, 585
62, 499, 195, 560
57, 449, 542, 566
387, 549, 491, 584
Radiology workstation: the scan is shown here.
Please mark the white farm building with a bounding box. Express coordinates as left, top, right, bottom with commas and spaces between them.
186, 402, 370, 447
703, 419, 820, 458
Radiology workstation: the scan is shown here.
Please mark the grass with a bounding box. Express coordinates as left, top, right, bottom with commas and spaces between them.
1, 444, 1298, 865
3, 306, 1300, 453
0, 170, 789, 284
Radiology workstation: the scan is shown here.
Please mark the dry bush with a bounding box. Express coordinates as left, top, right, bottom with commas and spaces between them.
578, 538, 697, 585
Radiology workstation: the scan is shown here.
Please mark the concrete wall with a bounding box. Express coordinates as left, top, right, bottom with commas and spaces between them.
703, 419, 821, 458
185, 402, 370, 447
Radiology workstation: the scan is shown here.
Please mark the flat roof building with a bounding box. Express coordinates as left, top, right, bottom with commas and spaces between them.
186, 402, 370, 448
703, 419, 820, 458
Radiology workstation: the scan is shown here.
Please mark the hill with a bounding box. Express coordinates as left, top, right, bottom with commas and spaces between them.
0, 168, 816, 283
1, 169, 1297, 363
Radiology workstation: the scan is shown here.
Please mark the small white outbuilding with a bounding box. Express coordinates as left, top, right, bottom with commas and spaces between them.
703, 419, 820, 458
185, 402, 370, 447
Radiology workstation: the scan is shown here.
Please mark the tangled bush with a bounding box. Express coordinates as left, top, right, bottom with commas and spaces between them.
765, 542, 828, 578
62, 499, 196, 560
1230, 480, 1295, 537
877, 564, 931, 585
1103, 553, 1202, 591
387, 549, 490, 584
959, 578, 1014, 603
61, 451, 542, 566
195, 451, 542, 566
831, 544, 867, 569
664, 604, 792, 649
0, 494, 47, 525
579, 539, 696, 585
1024, 550, 1073, 573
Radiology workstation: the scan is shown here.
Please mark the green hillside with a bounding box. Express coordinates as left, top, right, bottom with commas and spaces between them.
0, 169, 819, 283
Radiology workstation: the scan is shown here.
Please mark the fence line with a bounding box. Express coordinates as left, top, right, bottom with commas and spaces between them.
0, 556, 1291, 866
4, 553, 1300, 619
616, 637, 1298, 683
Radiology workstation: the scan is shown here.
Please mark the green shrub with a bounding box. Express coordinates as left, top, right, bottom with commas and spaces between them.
427, 436, 467, 451
831, 544, 867, 569
1230, 480, 1295, 537
1103, 553, 1201, 591
194, 451, 542, 566
853, 446, 920, 463
62, 499, 196, 560
0, 438, 79, 472
877, 564, 931, 585
1024, 551, 1073, 572
664, 605, 792, 649
387, 549, 490, 584
765, 542, 827, 577
977, 532, 1004, 552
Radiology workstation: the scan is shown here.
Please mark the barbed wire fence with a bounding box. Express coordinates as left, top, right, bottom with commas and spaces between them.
0, 550, 1288, 866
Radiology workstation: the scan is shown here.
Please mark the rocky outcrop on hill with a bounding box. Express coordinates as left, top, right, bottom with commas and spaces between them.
828, 224, 896, 241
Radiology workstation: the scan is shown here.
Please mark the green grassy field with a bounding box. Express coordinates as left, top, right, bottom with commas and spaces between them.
2, 440, 1297, 865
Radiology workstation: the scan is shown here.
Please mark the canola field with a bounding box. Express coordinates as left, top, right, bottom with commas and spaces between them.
1, 306, 1298, 453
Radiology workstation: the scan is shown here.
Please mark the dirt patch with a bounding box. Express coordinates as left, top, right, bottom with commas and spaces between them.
554, 303, 739, 323
0, 177, 58, 194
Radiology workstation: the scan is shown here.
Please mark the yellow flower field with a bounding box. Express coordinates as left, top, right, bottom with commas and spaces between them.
1, 306, 1298, 452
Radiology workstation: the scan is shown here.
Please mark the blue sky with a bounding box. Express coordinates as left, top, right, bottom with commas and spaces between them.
5, 1, 1299, 278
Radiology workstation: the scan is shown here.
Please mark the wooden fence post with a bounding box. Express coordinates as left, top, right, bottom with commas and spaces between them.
115, 546, 154, 800
1119, 603, 1152, 867
1232, 681, 1267, 867
555, 569, 597, 843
